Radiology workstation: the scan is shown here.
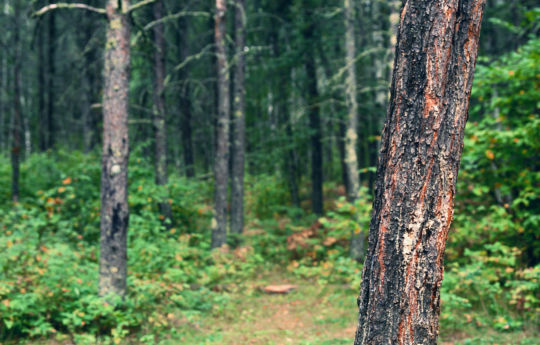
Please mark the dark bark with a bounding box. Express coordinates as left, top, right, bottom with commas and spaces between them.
270, 24, 300, 208
177, 16, 195, 178
337, 120, 350, 195
11, 4, 22, 203
211, 0, 230, 249
99, 0, 131, 298
354, 1, 486, 344
81, 3, 99, 154
230, 0, 246, 235
47, 1, 56, 149
303, 21, 323, 215
37, 18, 46, 152
152, 0, 173, 225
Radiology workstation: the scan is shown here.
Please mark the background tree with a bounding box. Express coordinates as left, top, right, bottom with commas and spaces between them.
11, 0, 22, 203
211, 0, 230, 249
354, 0, 486, 344
98, 0, 132, 298
151, 0, 173, 225
302, 3, 323, 215
343, 0, 363, 261
230, 0, 246, 236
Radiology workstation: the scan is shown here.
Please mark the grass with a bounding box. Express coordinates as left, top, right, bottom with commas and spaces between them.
15, 268, 539, 345
162, 270, 358, 345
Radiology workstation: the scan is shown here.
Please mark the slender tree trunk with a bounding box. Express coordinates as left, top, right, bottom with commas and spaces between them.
81, 5, 97, 154
344, 0, 364, 261
354, 1, 485, 344
337, 120, 349, 195
99, 0, 131, 298
152, 0, 173, 225
211, 0, 230, 248
0, 52, 5, 153
271, 29, 299, 208
303, 20, 323, 215
47, 1, 56, 149
343, 0, 360, 200
177, 16, 195, 177
11, 3, 22, 203
38, 19, 47, 152
372, 1, 387, 115
230, 0, 246, 235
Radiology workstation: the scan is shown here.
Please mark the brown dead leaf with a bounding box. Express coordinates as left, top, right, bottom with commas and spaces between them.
262, 284, 298, 294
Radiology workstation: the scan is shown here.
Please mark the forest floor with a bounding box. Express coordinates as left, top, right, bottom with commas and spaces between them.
22, 269, 538, 345
160, 269, 538, 345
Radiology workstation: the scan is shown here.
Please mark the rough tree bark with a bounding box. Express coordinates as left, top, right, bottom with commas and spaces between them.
303, 18, 323, 215
354, 1, 485, 344
211, 0, 230, 248
230, 0, 246, 235
152, 0, 173, 225
344, 0, 364, 261
99, 0, 131, 297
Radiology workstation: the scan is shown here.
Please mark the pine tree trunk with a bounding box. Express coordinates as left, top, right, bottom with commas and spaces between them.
99, 0, 131, 298
38, 19, 47, 152
344, 0, 364, 260
11, 3, 22, 203
47, 1, 55, 149
152, 0, 173, 225
230, 0, 246, 235
354, 1, 485, 344
337, 120, 350, 195
177, 15, 195, 177
211, 0, 230, 248
303, 20, 323, 215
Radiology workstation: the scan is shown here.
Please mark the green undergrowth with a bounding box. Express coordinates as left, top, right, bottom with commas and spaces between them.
1, 37, 540, 344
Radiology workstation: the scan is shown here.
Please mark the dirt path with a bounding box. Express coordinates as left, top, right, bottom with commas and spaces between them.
175, 273, 358, 345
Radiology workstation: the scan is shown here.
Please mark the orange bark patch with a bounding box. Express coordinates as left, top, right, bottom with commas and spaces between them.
377, 223, 387, 293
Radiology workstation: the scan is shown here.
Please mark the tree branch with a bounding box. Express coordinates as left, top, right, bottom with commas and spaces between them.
126, 0, 156, 13
33, 3, 106, 17
144, 11, 210, 31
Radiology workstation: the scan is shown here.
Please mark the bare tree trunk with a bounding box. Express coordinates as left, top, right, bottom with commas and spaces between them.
11, 2, 22, 203
38, 18, 47, 152
177, 16, 195, 177
211, 0, 230, 248
152, 0, 173, 225
344, 0, 364, 261
47, 0, 56, 149
0, 52, 5, 153
337, 120, 349, 194
230, 0, 246, 235
303, 19, 323, 215
354, 1, 485, 344
99, 0, 131, 298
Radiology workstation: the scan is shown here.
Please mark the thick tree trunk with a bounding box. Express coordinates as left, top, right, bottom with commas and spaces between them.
152, 0, 173, 225
11, 5, 22, 203
211, 0, 230, 248
99, 0, 131, 298
354, 1, 485, 344
47, 1, 55, 149
230, 0, 246, 235
344, 0, 364, 261
177, 16, 195, 178
303, 21, 323, 215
